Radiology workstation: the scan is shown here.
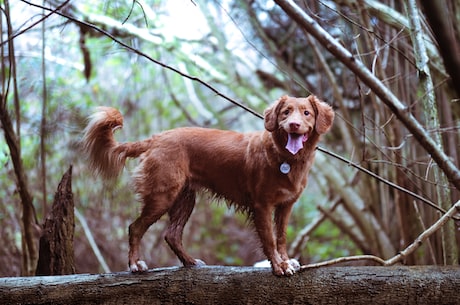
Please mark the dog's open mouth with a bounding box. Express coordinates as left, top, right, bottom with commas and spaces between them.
286, 133, 308, 155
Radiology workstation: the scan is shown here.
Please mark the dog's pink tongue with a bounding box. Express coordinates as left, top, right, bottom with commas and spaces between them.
286, 133, 307, 155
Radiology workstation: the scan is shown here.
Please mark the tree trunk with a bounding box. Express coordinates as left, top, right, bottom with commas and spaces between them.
35, 166, 76, 276
419, 0, 460, 99
0, 266, 458, 305
0, 95, 38, 276
407, 0, 457, 265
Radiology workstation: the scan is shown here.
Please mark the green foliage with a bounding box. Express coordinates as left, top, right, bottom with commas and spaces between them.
6, 0, 446, 275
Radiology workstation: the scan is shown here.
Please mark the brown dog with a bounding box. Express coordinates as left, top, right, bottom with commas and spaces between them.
82, 95, 334, 276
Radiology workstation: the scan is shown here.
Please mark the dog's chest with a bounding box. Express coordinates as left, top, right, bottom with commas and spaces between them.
272, 185, 304, 205
253, 163, 308, 205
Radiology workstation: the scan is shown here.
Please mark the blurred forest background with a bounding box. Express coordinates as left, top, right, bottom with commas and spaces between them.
1, 0, 459, 277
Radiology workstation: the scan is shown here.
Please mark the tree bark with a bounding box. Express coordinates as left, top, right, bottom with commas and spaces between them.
35, 166, 76, 276
0, 266, 458, 305
406, 0, 457, 265
0, 96, 38, 276
419, 0, 460, 99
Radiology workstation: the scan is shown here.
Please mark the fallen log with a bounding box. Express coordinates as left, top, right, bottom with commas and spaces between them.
0, 266, 458, 304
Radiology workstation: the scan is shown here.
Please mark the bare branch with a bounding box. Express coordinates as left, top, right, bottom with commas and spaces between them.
20, 0, 263, 121
300, 255, 386, 269
385, 200, 460, 266
300, 200, 460, 269
316, 146, 459, 219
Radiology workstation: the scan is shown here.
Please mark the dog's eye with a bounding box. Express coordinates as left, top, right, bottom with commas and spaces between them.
283, 109, 290, 115
304, 110, 310, 116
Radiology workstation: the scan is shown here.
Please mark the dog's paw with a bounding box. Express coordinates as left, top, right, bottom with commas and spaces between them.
192, 259, 206, 266
277, 259, 300, 276
183, 258, 206, 268
288, 258, 300, 271
130, 260, 149, 273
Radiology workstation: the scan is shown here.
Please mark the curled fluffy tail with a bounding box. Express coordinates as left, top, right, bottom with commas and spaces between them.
82, 107, 150, 180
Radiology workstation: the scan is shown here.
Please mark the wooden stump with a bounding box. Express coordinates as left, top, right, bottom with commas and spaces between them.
35, 166, 75, 276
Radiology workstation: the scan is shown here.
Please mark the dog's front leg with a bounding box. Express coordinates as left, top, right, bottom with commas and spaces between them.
274, 204, 300, 274
274, 204, 293, 260
253, 206, 288, 276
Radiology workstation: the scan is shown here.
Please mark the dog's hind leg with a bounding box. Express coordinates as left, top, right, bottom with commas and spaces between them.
128, 191, 179, 272
165, 186, 205, 267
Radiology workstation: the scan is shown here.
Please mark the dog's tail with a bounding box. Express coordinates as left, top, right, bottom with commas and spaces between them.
82, 107, 151, 180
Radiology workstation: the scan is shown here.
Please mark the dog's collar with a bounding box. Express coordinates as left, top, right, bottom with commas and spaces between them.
280, 161, 291, 174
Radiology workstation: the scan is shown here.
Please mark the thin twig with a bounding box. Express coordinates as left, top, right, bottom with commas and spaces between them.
20, 0, 264, 120
385, 200, 460, 266
316, 146, 459, 220
412, 200, 437, 264
300, 255, 386, 270
1, 0, 70, 46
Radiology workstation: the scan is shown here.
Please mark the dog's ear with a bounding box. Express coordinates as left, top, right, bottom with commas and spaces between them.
309, 95, 334, 134
264, 96, 288, 132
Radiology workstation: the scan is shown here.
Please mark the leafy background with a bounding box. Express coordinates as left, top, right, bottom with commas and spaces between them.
0, 0, 458, 276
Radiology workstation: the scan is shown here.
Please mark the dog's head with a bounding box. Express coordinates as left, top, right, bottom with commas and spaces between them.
264, 95, 334, 154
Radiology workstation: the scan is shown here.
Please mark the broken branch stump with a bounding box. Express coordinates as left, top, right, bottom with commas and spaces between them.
35, 166, 75, 276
